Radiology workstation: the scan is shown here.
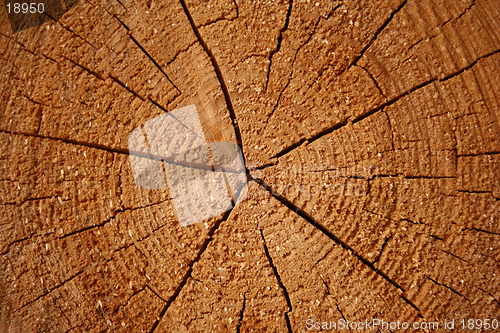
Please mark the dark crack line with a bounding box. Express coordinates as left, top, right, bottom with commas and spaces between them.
108, 74, 146, 100
1, 236, 32, 256
64, 57, 105, 81
128, 35, 181, 94
357, 64, 385, 98
264, 3, 341, 131
371, 235, 391, 265
346, 0, 408, 71
252, 178, 423, 317
58, 199, 172, 240
148, 99, 205, 142
118, 284, 148, 312
272, 118, 348, 159
412, 0, 476, 49
250, 163, 276, 171
197, 0, 239, 29
425, 275, 470, 301
43, 12, 98, 50
324, 280, 354, 333
476, 286, 500, 306
146, 285, 167, 303
265, 0, 293, 92
232, 0, 239, 19
0, 130, 243, 174
0, 129, 133, 156
14, 270, 85, 312
271, 47, 500, 160
263, 16, 322, 132
402, 218, 432, 226
148, 209, 234, 333
178, 0, 245, 166
112, 13, 130, 31
3, 195, 65, 207
440, 250, 469, 263
115, 0, 127, 11
456, 0, 476, 22
0, 32, 58, 63
105, 6, 181, 94
23, 95, 49, 107
165, 41, 197, 66
314, 246, 335, 266
235, 292, 247, 333
458, 151, 500, 157
429, 234, 445, 241
462, 227, 500, 236
259, 229, 293, 333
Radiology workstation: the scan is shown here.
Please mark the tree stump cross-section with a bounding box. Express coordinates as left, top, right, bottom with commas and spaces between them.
1, 0, 500, 332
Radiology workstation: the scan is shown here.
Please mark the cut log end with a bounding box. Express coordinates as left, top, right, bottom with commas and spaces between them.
1, 0, 500, 331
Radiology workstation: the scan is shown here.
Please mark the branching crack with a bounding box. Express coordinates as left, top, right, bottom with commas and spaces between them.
252, 178, 424, 317
263, 16, 322, 131
271, 47, 500, 160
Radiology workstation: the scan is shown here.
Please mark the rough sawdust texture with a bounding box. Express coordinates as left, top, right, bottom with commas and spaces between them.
1, 0, 500, 332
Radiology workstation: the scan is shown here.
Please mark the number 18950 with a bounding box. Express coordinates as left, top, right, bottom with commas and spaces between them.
460, 319, 499, 330
6, 3, 45, 14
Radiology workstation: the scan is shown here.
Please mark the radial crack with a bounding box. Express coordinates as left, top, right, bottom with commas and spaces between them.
263, 16, 322, 131
14, 271, 85, 312
425, 275, 470, 301
265, 0, 293, 91
128, 35, 181, 94
109, 75, 146, 100
346, 0, 408, 71
252, 178, 426, 317
235, 292, 247, 333
271, 47, 500, 160
259, 229, 293, 333
0, 130, 241, 173
148, 209, 234, 333
178, 0, 247, 179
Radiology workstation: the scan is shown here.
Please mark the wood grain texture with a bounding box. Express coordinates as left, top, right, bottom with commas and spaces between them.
1, 0, 499, 332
